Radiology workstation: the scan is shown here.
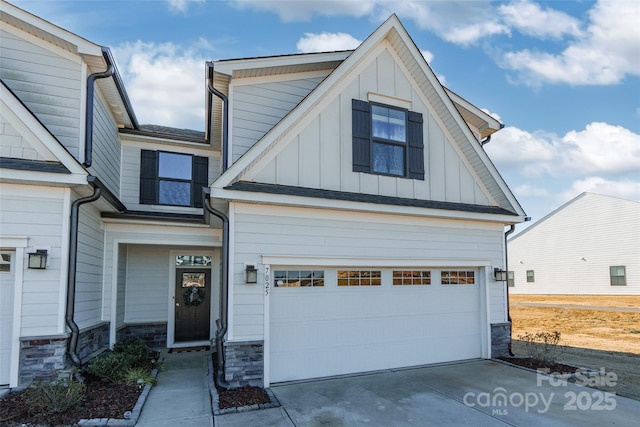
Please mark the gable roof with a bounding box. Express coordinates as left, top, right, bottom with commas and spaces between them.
1, 0, 138, 129
0, 80, 87, 184
210, 14, 525, 219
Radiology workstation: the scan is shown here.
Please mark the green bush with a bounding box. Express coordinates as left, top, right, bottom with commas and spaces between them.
122, 366, 157, 387
23, 377, 86, 416
85, 338, 157, 383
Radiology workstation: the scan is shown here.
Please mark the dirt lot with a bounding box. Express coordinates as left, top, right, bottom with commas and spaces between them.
509, 294, 640, 401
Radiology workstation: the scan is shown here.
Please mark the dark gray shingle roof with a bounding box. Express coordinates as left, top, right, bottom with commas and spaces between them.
0, 157, 70, 174
120, 125, 205, 143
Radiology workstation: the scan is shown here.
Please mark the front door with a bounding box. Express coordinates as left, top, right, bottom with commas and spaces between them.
175, 269, 211, 342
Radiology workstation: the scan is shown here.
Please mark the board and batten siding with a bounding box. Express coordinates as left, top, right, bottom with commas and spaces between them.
231, 75, 327, 162
0, 28, 82, 158
230, 202, 506, 341
509, 194, 640, 295
73, 202, 105, 328
86, 91, 121, 195
250, 47, 491, 207
0, 184, 67, 336
119, 141, 221, 213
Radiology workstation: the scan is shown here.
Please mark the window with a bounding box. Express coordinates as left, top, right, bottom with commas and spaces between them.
337, 270, 381, 286
176, 255, 212, 267
274, 270, 324, 287
526, 270, 535, 283
140, 150, 208, 207
441, 271, 475, 285
352, 99, 424, 180
393, 270, 431, 285
507, 271, 514, 287
610, 266, 626, 286
0, 253, 10, 273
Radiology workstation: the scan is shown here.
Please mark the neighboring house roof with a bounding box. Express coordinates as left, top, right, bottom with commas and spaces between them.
0, 79, 87, 184
1, 0, 138, 129
509, 192, 640, 242
211, 14, 525, 220
120, 124, 206, 143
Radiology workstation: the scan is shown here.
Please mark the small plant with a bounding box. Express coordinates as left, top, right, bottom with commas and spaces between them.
122, 367, 157, 387
23, 377, 86, 416
84, 338, 158, 383
517, 330, 564, 366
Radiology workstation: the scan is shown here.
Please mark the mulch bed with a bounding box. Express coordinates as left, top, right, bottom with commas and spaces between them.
0, 374, 142, 427
211, 353, 270, 409
497, 357, 582, 374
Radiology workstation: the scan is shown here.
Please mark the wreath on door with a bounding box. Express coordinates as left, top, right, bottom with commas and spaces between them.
183, 286, 205, 306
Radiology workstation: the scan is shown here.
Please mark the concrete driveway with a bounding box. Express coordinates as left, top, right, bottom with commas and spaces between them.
214, 359, 640, 426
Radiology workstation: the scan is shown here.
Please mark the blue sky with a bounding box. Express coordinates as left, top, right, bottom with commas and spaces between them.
12, 0, 640, 230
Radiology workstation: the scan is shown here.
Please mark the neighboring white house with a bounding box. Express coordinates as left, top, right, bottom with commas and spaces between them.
1, 1, 527, 390
508, 193, 639, 295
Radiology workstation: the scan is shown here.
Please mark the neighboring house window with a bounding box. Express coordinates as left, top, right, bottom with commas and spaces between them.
140, 150, 208, 207
441, 271, 475, 285
526, 270, 535, 283
393, 270, 431, 285
338, 270, 382, 286
507, 271, 514, 287
610, 266, 626, 286
0, 254, 10, 273
352, 99, 424, 180
274, 270, 324, 287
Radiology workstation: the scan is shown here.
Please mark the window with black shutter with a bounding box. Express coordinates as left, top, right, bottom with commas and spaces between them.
352, 99, 424, 180
139, 150, 208, 207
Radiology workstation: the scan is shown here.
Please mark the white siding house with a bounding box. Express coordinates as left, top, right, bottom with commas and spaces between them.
508, 193, 639, 295
1, 3, 526, 390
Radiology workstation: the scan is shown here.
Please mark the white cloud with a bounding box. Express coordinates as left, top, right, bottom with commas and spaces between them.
488, 122, 640, 178
498, 0, 582, 39
420, 50, 433, 64
501, 0, 640, 85
167, 0, 205, 13
296, 32, 361, 53
232, 0, 374, 22
112, 41, 207, 130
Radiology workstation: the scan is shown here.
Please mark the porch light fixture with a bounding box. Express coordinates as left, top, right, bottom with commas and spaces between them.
245, 264, 258, 284
494, 268, 507, 281
28, 249, 48, 269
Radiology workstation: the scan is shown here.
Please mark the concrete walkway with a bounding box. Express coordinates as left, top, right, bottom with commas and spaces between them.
136, 350, 213, 426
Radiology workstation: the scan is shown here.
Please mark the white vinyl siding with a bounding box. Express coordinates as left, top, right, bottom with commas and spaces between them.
509, 194, 640, 295
119, 140, 221, 213
74, 202, 105, 328
87, 92, 121, 194
0, 112, 54, 161
115, 244, 127, 328
0, 184, 67, 336
231, 76, 326, 162
0, 28, 82, 158
251, 47, 492, 207
125, 245, 171, 323
231, 202, 506, 340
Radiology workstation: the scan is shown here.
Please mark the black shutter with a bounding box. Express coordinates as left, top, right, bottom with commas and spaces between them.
407, 111, 425, 180
352, 99, 371, 173
140, 150, 157, 204
192, 156, 209, 208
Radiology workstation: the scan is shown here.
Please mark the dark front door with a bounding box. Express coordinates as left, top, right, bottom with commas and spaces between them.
175, 269, 211, 342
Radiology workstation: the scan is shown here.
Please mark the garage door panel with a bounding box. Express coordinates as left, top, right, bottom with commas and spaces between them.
270, 268, 483, 383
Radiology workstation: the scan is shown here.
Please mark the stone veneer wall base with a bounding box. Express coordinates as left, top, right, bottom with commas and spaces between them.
116, 322, 167, 349
223, 340, 264, 388
491, 322, 512, 358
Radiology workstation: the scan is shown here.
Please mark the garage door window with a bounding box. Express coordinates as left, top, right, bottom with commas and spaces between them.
393, 270, 430, 285
337, 270, 381, 286
274, 270, 324, 287
441, 271, 475, 285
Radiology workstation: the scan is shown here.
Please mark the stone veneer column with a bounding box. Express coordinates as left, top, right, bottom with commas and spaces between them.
223, 340, 264, 388
491, 322, 512, 357
19, 335, 68, 385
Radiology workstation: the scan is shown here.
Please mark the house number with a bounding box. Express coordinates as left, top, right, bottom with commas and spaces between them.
264, 265, 270, 296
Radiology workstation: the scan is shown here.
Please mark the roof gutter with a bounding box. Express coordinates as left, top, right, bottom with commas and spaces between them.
205, 62, 229, 172
202, 188, 231, 389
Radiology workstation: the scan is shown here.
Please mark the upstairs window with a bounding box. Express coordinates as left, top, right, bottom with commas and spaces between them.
352, 99, 424, 180
526, 270, 535, 283
140, 150, 208, 207
610, 266, 626, 286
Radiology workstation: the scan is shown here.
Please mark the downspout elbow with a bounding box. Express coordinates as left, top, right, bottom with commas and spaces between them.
66, 183, 102, 366
84, 47, 114, 168
202, 188, 231, 389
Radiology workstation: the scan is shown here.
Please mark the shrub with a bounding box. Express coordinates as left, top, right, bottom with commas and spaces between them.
517, 330, 564, 366
85, 338, 158, 383
122, 366, 157, 387
23, 377, 86, 416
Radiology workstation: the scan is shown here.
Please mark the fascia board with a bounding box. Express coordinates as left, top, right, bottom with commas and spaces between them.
445, 88, 503, 131
1, 84, 87, 177
2, 1, 102, 56
0, 169, 87, 185
211, 187, 526, 225
213, 51, 353, 75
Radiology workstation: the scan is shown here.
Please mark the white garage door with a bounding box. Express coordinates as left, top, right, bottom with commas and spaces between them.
270, 268, 483, 383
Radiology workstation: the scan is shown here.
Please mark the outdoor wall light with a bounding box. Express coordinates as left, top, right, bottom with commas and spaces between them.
245, 264, 258, 284
494, 268, 507, 281
28, 249, 48, 269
